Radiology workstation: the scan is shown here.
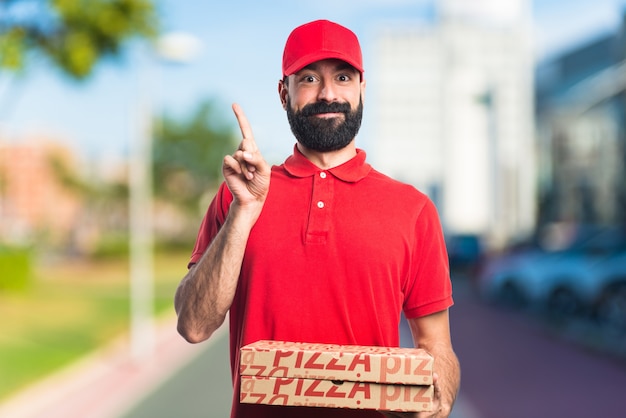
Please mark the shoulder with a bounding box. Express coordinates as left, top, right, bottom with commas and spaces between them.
366, 168, 432, 205
367, 169, 445, 227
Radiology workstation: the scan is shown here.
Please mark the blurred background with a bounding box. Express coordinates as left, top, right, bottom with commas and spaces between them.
1, 0, 626, 417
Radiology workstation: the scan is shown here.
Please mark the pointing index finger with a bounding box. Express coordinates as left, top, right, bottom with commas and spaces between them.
232, 103, 256, 150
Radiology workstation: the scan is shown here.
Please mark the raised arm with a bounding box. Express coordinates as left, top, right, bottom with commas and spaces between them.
174, 104, 271, 343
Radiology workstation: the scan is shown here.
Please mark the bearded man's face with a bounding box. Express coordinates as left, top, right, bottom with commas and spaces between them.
286, 96, 363, 152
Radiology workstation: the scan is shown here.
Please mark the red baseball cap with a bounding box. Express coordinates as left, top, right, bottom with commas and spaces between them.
282, 20, 364, 77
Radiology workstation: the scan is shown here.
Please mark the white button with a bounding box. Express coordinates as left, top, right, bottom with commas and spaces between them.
317, 201, 325, 209
320, 172, 327, 179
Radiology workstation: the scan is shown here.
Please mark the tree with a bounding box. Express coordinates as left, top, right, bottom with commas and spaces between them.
0, 0, 158, 79
152, 99, 237, 214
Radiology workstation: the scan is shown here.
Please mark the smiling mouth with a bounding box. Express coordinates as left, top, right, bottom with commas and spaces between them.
313, 112, 344, 119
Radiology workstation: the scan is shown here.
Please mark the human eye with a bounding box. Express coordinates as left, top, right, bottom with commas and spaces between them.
295, 73, 317, 85
301, 74, 317, 83
337, 73, 352, 83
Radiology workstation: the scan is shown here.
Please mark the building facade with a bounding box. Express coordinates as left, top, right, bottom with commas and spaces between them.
370, 0, 535, 249
535, 13, 626, 229
0, 138, 83, 246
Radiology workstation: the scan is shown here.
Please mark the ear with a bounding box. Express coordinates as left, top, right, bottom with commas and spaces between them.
360, 77, 366, 104
278, 79, 288, 110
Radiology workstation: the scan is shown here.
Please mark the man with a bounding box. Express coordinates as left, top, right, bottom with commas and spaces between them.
175, 19, 460, 418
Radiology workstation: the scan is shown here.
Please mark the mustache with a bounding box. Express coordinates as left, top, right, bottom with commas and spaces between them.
299, 101, 352, 117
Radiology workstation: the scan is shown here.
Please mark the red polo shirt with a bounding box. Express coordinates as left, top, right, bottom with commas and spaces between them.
189, 147, 453, 418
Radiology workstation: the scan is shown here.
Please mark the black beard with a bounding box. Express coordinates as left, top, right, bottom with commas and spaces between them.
286, 98, 363, 152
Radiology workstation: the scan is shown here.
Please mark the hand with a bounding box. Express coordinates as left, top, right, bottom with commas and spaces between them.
223, 103, 270, 214
380, 373, 445, 418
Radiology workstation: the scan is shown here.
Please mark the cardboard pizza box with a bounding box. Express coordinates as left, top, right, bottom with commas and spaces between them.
240, 340, 433, 385
240, 375, 433, 412
239, 340, 434, 412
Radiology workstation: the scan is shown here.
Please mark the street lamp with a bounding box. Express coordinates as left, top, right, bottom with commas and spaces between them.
129, 31, 202, 362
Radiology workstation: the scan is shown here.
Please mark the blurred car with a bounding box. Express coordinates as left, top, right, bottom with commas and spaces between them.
476, 224, 626, 329
592, 250, 626, 334
445, 233, 483, 276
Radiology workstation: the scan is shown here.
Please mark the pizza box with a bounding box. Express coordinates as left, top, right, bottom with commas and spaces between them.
239, 340, 434, 412
240, 375, 433, 412
240, 340, 433, 385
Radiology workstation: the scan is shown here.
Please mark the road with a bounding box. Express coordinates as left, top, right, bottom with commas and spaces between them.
120, 278, 626, 418
448, 279, 626, 418
120, 326, 233, 418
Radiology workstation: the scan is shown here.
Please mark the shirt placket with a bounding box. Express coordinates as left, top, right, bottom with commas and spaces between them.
305, 170, 333, 245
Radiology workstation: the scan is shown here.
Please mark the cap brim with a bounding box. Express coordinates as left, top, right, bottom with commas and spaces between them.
283, 52, 364, 76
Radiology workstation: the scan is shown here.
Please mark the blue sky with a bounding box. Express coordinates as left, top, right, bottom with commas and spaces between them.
1, 0, 626, 165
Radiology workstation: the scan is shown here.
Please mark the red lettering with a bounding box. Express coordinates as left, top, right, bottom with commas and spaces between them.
304, 352, 325, 369
304, 379, 325, 397
267, 366, 289, 377
326, 383, 347, 398
348, 354, 371, 372
326, 356, 347, 371
250, 393, 267, 404
272, 350, 293, 367
240, 350, 255, 365
295, 378, 304, 396
268, 394, 289, 405
241, 378, 255, 393
379, 385, 401, 410
413, 358, 430, 376
413, 386, 431, 403
249, 364, 266, 376
295, 351, 304, 368
272, 378, 294, 394
348, 382, 371, 400
380, 357, 401, 382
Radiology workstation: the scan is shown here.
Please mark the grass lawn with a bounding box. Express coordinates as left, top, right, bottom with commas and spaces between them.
0, 250, 190, 402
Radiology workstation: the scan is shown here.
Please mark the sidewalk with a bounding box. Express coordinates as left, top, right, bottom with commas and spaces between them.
0, 316, 481, 418
0, 316, 221, 418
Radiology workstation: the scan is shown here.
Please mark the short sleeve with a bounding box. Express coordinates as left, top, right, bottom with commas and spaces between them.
403, 198, 453, 318
188, 182, 233, 268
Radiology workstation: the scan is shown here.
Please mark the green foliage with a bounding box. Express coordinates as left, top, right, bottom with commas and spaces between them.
44, 149, 131, 255
0, 245, 32, 292
153, 100, 237, 212
0, 0, 159, 79
47, 149, 95, 196
90, 232, 130, 259
0, 251, 188, 401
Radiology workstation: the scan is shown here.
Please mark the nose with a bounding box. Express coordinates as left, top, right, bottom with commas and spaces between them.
317, 78, 338, 102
